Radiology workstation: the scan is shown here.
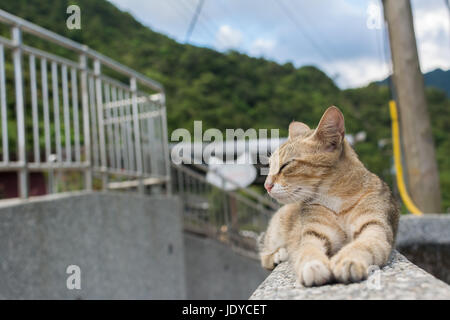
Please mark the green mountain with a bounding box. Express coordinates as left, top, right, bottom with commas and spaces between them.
378, 68, 450, 97
0, 0, 449, 211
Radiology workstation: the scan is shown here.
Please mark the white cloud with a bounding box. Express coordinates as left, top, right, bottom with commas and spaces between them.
108, 0, 449, 88
249, 38, 276, 56
215, 25, 243, 50
326, 57, 390, 89
413, 4, 450, 72
322, 0, 450, 88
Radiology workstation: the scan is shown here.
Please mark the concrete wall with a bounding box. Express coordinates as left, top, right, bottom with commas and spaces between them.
0, 192, 186, 299
396, 214, 450, 284
184, 233, 269, 299
0, 191, 268, 300
3, 193, 448, 299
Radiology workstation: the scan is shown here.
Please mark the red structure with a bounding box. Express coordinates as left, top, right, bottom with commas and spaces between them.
0, 172, 47, 199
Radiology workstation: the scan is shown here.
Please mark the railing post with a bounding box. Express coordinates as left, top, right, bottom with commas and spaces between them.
12, 26, 28, 198
130, 77, 143, 194
40, 57, 54, 194
160, 92, 172, 195
79, 49, 92, 191
0, 12, 172, 199
177, 165, 184, 197
0, 44, 8, 164
221, 176, 230, 231
94, 59, 108, 190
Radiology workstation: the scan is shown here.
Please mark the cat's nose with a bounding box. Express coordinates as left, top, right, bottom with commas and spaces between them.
264, 182, 274, 192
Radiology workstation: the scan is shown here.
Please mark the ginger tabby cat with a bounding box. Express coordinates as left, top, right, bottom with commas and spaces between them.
260, 106, 399, 286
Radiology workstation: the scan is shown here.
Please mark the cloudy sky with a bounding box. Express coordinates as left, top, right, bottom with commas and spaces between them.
109, 0, 450, 88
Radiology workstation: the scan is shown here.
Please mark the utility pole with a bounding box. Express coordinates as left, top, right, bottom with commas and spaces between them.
383, 0, 441, 212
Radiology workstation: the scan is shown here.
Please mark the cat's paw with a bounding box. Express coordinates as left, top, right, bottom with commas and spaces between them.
273, 247, 288, 264
331, 253, 369, 283
298, 260, 332, 287
260, 247, 288, 270
260, 253, 275, 270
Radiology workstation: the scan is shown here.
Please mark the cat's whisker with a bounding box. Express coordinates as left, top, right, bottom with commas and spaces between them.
282, 189, 307, 204
274, 185, 325, 204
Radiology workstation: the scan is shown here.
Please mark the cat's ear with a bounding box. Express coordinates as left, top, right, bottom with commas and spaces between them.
289, 121, 310, 139
314, 106, 345, 151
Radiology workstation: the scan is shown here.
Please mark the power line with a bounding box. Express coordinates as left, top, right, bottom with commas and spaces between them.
179, 0, 217, 41
185, 0, 206, 43
380, 1, 395, 99
274, 0, 343, 85
445, 0, 450, 50
275, 0, 334, 64
286, 0, 340, 57
196, 2, 224, 36
373, 1, 390, 82
165, 0, 211, 40
184, 0, 226, 41
164, 0, 205, 39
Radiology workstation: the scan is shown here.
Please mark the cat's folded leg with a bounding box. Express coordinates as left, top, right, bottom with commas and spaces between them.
260, 247, 289, 270
291, 237, 333, 287
290, 207, 345, 287
330, 215, 394, 283
259, 205, 294, 270
274, 247, 288, 264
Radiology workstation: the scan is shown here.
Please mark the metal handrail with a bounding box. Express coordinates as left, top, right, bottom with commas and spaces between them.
186, 162, 279, 210
0, 9, 163, 92
172, 163, 274, 251
0, 10, 171, 198
0, 10, 273, 252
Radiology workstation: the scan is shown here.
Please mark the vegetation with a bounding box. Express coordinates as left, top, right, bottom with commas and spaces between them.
378, 68, 450, 97
0, 0, 448, 211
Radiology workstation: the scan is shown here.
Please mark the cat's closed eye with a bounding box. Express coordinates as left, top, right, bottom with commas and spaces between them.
279, 160, 294, 173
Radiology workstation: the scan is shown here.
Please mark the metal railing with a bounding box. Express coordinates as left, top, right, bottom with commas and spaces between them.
0, 10, 276, 253
0, 9, 170, 198
172, 163, 279, 252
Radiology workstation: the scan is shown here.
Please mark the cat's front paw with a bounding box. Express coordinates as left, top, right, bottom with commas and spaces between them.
331, 253, 369, 283
260, 247, 288, 270
273, 247, 288, 264
298, 259, 332, 287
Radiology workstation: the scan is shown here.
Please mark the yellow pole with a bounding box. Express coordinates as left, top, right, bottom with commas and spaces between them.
389, 100, 422, 215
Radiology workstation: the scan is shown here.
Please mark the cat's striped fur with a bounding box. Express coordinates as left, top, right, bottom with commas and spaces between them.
260, 106, 399, 286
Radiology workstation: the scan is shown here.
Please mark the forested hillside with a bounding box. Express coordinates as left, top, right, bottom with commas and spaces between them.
378, 68, 450, 97
0, 0, 448, 210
